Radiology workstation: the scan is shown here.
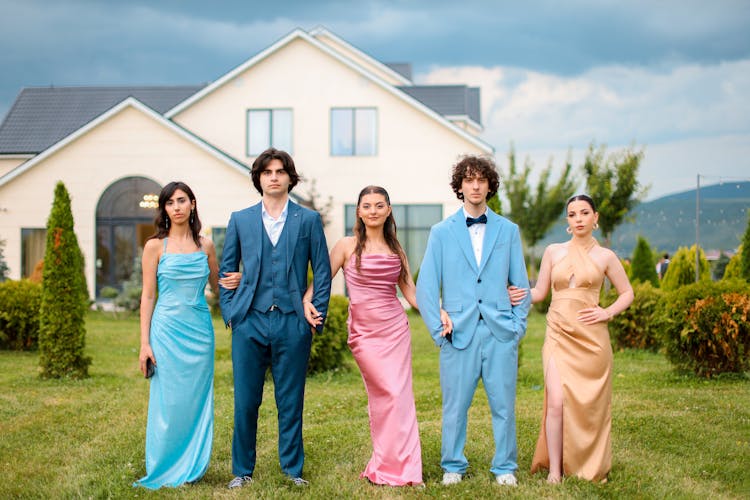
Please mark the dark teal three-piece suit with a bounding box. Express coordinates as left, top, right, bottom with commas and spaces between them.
219, 200, 331, 478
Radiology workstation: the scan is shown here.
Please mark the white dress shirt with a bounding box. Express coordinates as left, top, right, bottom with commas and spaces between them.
463, 207, 487, 267
261, 199, 288, 246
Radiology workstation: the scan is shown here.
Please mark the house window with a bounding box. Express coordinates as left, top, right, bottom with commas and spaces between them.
211, 227, 226, 264
345, 204, 441, 272
247, 109, 292, 156
331, 108, 377, 156
21, 228, 46, 278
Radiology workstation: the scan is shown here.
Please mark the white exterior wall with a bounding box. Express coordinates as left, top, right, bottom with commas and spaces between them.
311, 31, 409, 86
0, 105, 258, 296
0, 156, 29, 177
172, 38, 490, 293
174, 38, 488, 242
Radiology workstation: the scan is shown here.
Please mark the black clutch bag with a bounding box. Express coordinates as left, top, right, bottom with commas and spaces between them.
145, 358, 155, 379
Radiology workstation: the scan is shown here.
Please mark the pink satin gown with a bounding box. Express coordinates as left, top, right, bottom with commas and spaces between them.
343, 253, 423, 486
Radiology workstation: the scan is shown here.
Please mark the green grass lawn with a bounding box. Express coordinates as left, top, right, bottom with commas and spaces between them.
0, 310, 748, 499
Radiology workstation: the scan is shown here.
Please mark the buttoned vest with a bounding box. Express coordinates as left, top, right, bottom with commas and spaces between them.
250, 224, 294, 313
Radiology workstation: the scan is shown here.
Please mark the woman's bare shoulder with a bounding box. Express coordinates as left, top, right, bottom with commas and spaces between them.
143, 238, 162, 251
200, 236, 215, 251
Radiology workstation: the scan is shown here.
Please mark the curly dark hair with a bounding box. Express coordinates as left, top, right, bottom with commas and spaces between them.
250, 148, 300, 195
450, 155, 500, 201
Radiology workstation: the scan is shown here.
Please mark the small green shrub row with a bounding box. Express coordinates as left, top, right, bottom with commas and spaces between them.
0, 280, 42, 350
596, 274, 749, 377
603, 281, 663, 351
656, 279, 750, 377
308, 294, 351, 375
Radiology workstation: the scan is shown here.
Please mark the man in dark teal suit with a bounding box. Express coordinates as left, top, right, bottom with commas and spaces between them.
219, 148, 331, 488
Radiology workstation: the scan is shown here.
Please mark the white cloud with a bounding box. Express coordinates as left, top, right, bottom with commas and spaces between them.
417, 59, 750, 199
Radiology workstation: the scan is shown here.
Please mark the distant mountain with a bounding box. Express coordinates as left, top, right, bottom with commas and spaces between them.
532, 181, 750, 257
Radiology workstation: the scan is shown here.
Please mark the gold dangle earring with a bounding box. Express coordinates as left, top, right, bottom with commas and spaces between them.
593, 222, 599, 230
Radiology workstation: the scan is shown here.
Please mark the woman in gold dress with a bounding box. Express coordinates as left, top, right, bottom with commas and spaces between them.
510, 194, 633, 483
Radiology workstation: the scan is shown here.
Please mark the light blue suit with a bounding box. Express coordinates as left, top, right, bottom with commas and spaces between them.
416, 207, 530, 476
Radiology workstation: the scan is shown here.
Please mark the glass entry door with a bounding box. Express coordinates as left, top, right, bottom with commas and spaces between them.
95, 177, 161, 296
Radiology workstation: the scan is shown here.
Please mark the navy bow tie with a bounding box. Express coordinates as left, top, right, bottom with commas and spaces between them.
466, 214, 487, 227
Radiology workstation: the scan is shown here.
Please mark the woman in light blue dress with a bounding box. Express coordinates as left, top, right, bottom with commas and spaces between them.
135, 181, 219, 489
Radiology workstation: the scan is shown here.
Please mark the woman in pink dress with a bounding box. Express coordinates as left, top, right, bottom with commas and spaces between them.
304, 186, 451, 486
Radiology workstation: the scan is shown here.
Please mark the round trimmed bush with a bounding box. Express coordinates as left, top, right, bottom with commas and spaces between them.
0, 279, 42, 350
308, 294, 351, 375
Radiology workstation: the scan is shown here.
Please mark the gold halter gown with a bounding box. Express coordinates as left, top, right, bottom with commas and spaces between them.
530, 238, 612, 482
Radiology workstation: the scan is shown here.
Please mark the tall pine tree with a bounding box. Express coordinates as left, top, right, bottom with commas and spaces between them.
38, 182, 91, 379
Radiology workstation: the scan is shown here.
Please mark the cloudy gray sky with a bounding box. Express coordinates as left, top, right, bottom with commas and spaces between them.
1, 0, 749, 199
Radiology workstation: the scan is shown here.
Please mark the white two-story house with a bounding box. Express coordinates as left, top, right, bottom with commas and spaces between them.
0, 27, 492, 297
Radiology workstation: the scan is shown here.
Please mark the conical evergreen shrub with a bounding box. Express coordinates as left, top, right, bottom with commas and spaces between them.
661, 245, 711, 292
38, 182, 91, 378
724, 244, 743, 280
630, 235, 659, 286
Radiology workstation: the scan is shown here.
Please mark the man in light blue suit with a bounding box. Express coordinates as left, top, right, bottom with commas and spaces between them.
219, 148, 331, 489
416, 154, 531, 487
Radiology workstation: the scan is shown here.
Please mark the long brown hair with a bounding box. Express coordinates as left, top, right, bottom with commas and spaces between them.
149, 181, 202, 247
353, 186, 409, 284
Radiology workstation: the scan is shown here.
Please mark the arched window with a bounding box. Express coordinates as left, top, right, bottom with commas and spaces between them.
96, 177, 161, 295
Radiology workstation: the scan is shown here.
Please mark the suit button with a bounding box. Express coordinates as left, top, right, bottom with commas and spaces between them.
478, 299, 483, 303
477, 278, 482, 283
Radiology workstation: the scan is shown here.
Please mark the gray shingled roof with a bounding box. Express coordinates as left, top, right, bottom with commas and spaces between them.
0, 86, 204, 154
384, 62, 413, 81
398, 85, 481, 125
0, 83, 480, 155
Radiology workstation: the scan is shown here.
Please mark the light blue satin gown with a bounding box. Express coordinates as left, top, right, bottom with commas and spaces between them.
135, 240, 215, 489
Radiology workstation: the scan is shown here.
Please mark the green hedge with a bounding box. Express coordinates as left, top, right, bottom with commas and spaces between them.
308, 294, 351, 375
603, 281, 663, 351
0, 280, 42, 350
657, 279, 750, 377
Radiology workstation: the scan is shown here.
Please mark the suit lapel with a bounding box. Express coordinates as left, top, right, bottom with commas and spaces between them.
285, 201, 301, 272
448, 208, 479, 273
249, 203, 263, 263
479, 210, 501, 274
